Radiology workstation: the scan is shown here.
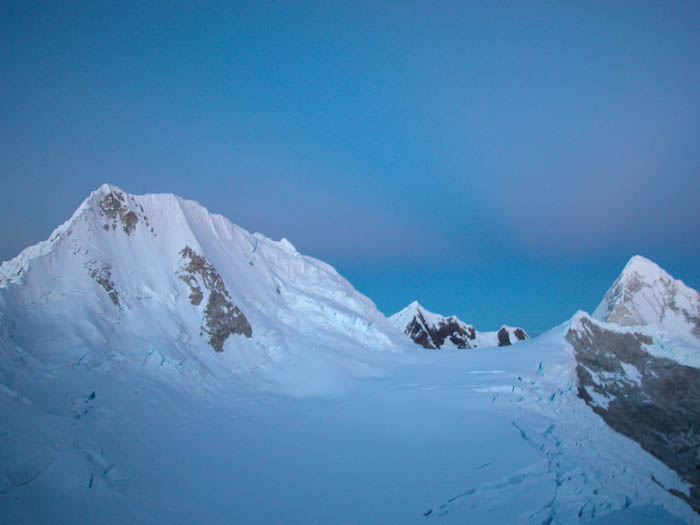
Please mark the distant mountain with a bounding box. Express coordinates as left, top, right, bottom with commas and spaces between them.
592, 255, 700, 342
389, 301, 528, 350
568, 256, 700, 515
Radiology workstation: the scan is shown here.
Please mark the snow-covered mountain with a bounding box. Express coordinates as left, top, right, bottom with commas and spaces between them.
592, 255, 700, 342
1, 190, 698, 524
0, 184, 405, 394
568, 256, 700, 516
390, 300, 528, 349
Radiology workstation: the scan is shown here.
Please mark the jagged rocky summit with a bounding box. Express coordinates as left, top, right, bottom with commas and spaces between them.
389, 300, 528, 350
566, 255, 700, 515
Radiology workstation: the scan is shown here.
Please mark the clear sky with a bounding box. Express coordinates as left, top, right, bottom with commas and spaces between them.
2, 1, 698, 333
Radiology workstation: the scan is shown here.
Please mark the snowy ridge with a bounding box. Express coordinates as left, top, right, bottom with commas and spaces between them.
572, 309, 700, 369
390, 301, 456, 336
0, 184, 406, 395
390, 300, 528, 349
592, 255, 700, 342
562, 257, 700, 516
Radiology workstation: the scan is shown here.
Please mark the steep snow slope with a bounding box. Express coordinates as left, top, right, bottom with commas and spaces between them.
593, 255, 700, 342
0, 184, 404, 395
390, 300, 528, 349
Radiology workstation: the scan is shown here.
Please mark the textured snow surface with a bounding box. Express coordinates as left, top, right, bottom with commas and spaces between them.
0, 326, 695, 524
0, 188, 697, 523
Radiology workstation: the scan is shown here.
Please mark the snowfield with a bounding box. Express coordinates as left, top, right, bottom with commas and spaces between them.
0, 186, 697, 524
1, 326, 694, 524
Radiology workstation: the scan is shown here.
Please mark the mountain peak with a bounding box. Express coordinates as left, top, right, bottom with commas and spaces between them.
620, 255, 668, 281
404, 300, 425, 315
1, 185, 404, 382
97, 182, 124, 195
389, 302, 528, 350
593, 256, 700, 340
399, 300, 422, 311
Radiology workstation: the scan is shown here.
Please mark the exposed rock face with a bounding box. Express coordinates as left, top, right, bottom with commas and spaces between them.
177, 246, 252, 352
99, 189, 154, 236
497, 327, 510, 347
85, 260, 119, 306
496, 326, 529, 347
404, 311, 473, 349
567, 315, 700, 514
389, 301, 528, 350
593, 255, 700, 341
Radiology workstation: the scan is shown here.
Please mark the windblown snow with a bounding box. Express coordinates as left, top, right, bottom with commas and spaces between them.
0, 186, 697, 524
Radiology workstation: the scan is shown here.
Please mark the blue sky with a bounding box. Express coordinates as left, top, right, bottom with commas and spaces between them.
2, 1, 698, 332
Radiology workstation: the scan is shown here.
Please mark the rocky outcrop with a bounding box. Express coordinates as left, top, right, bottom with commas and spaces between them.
497, 327, 510, 347
390, 301, 528, 350
99, 189, 154, 236
570, 257, 700, 514
404, 311, 474, 349
497, 327, 527, 346
85, 260, 119, 307
177, 246, 252, 352
567, 315, 700, 514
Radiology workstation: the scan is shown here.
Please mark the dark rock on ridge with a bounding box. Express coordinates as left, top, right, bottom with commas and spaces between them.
177, 246, 252, 352
497, 327, 511, 347
405, 311, 473, 349
513, 328, 527, 341
98, 190, 154, 236
86, 260, 119, 307
391, 302, 528, 350
567, 316, 700, 514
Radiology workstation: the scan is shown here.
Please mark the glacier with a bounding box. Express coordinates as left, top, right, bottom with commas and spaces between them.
0, 185, 698, 524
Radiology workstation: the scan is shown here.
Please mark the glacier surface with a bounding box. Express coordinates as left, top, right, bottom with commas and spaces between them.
0, 186, 697, 524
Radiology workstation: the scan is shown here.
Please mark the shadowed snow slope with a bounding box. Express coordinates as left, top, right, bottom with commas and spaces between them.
390, 300, 528, 349
0, 189, 697, 524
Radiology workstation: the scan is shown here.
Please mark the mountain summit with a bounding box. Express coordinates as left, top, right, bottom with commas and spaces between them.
0, 184, 404, 392
567, 256, 700, 514
592, 255, 700, 341
389, 301, 528, 349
